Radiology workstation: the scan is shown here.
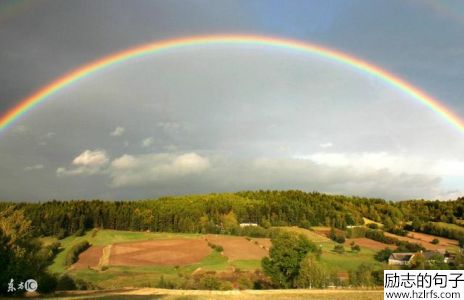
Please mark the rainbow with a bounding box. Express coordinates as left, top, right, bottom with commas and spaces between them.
1, 34, 463, 133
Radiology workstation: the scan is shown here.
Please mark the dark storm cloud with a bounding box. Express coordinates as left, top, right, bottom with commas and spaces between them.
0, 0, 463, 201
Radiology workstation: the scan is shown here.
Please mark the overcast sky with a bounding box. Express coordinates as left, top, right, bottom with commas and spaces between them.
0, 0, 463, 201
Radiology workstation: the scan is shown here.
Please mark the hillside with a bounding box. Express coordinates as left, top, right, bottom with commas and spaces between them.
1, 190, 464, 296
1, 191, 463, 238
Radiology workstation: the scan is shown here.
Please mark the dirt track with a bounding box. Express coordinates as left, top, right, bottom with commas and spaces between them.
54, 288, 383, 299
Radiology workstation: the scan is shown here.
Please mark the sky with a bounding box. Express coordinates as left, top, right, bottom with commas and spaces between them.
0, 0, 463, 201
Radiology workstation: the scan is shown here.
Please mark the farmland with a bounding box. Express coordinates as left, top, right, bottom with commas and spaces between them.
47, 229, 270, 289
3, 191, 464, 296
45, 226, 388, 289
384, 232, 452, 252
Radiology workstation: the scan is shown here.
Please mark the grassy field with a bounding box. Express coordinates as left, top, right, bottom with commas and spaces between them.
433, 222, 464, 233
362, 218, 383, 227
44, 227, 386, 289
277, 226, 383, 272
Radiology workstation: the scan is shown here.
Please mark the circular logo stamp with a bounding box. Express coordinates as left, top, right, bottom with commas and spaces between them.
25, 279, 38, 292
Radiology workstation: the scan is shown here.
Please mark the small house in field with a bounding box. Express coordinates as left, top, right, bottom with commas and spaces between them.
444, 252, 456, 264
388, 251, 445, 266
239, 223, 258, 227
388, 253, 415, 265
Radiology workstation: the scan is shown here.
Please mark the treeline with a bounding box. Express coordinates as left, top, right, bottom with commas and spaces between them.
1, 191, 463, 240
65, 241, 90, 266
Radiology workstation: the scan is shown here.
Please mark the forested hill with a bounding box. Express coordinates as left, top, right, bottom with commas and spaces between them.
1, 190, 463, 238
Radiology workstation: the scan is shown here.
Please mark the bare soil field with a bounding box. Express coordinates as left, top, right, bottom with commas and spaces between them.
384, 232, 446, 251
109, 238, 212, 266
345, 238, 397, 251
72, 245, 104, 269
251, 237, 272, 250
407, 232, 459, 248
206, 235, 269, 260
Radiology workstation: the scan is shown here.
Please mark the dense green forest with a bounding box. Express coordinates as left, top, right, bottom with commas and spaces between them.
1, 190, 463, 239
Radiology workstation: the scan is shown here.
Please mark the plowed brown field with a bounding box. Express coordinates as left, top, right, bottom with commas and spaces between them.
384, 232, 447, 251
73, 246, 104, 269
206, 235, 269, 260
407, 232, 459, 248
109, 239, 211, 266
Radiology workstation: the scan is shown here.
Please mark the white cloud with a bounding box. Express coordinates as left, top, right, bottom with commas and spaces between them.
57, 149, 109, 177
297, 152, 464, 177
242, 156, 450, 200
319, 142, 333, 148
142, 137, 154, 147
109, 152, 210, 187
72, 149, 109, 167
111, 154, 137, 170
24, 164, 44, 171
110, 126, 125, 137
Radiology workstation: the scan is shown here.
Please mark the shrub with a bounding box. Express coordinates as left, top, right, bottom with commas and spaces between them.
239, 225, 269, 238
387, 228, 408, 236
74, 228, 85, 237
237, 274, 253, 289
329, 227, 346, 243
367, 223, 379, 229
351, 244, 361, 252
36, 272, 57, 293
219, 281, 233, 290
198, 275, 221, 290
56, 228, 67, 240
347, 227, 367, 238
65, 240, 90, 266
207, 242, 224, 252
431, 238, 440, 245
56, 275, 76, 291
333, 244, 345, 254
374, 248, 393, 262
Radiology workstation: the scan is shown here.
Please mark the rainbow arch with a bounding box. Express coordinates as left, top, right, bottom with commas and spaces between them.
1, 34, 463, 133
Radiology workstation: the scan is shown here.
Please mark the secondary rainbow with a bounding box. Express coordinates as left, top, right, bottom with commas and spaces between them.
1, 34, 463, 133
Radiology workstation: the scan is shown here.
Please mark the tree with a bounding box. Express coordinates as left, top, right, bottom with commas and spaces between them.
221, 211, 239, 234
0, 208, 56, 295
374, 248, 393, 262
262, 231, 319, 288
297, 254, 326, 288
410, 253, 426, 270
349, 264, 374, 287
